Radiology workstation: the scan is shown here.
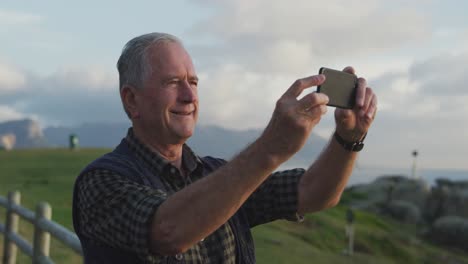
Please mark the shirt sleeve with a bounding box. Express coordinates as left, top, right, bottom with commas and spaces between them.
75, 169, 167, 258
242, 168, 305, 227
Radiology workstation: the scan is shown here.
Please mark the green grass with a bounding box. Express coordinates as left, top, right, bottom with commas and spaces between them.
1, 149, 468, 263
0, 148, 109, 263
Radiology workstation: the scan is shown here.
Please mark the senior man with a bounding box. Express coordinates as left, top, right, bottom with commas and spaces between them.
73, 32, 377, 264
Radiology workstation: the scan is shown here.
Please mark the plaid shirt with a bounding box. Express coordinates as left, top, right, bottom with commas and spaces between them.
76, 129, 304, 263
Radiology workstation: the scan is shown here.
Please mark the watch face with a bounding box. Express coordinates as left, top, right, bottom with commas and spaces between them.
353, 143, 364, 152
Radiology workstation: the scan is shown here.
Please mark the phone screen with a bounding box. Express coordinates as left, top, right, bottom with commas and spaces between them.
317, 67, 357, 109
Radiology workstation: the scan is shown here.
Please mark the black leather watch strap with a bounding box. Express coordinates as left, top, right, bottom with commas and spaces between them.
334, 132, 367, 152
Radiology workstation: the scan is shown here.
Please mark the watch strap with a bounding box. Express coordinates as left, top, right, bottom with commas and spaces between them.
334, 131, 366, 152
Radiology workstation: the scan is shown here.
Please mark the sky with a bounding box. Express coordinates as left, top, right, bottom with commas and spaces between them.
0, 0, 467, 170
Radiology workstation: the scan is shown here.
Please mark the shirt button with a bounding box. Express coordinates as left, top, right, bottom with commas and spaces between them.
170, 168, 177, 174
175, 253, 183, 260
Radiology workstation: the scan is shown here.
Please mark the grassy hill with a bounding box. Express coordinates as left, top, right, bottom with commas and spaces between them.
1, 149, 467, 263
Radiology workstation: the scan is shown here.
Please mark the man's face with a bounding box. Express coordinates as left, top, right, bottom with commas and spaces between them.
135, 42, 199, 144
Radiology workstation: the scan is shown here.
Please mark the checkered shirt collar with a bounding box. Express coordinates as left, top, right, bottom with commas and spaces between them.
124, 128, 202, 176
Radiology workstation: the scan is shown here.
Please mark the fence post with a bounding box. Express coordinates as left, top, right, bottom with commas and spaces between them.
2, 191, 20, 264
33, 202, 51, 264
345, 208, 355, 256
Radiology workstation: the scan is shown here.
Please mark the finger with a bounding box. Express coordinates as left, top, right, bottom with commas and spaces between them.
343, 66, 355, 75
360, 87, 374, 117
321, 104, 328, 115
284, 74, 325, 98
365, 94, 378, 120
317, 104, 328, 115
298, 92, 329, 111
305, 104, 327, 117
355, 77, 367, 108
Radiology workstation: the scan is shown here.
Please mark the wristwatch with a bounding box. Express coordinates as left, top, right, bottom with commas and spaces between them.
334, 131, 367, 152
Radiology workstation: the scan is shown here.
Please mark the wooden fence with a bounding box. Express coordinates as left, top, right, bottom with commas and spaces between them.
0, 191, 83, 264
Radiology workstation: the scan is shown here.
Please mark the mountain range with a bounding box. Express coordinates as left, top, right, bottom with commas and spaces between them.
0, 119, 328, 168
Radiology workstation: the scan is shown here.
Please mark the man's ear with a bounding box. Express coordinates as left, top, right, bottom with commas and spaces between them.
120, 85, 140, 119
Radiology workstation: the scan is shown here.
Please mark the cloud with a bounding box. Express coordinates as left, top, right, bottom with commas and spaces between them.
0, 65, 123, 126
247, 40, 314, 74
187, 0, 467, 170
0, 63, 26, 93
198, 64, 291, 129
409, 52, 468, 96
48, 66, 118, 92
361, 111, 468, 170
356, 50, 468, 169
202, 40, 468, 170
187, 0, 433, 131
1, 0, 466, 169
189, 0, 431, 74
368, 51, 468, 120
0, 105, 26, 122
0, 9, 42, 25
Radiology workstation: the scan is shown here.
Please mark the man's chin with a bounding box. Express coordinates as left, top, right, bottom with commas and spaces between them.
172, 128, 194, 142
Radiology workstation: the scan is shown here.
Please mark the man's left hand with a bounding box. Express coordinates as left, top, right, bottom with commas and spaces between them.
334, 66, 377, 142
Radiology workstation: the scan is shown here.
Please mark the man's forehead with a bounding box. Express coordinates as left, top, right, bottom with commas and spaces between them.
148, 42, 196, 72
148, 42, 189, 61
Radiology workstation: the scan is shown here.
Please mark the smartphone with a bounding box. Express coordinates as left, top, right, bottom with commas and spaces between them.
317, 67, 358, 109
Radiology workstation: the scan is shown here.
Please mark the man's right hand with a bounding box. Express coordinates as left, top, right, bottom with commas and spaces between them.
261, 74, 329, 161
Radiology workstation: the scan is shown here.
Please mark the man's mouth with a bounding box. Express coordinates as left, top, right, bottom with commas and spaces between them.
171, 110, 194, 116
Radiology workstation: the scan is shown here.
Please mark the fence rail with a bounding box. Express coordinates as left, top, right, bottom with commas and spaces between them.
0, 191, 83, 264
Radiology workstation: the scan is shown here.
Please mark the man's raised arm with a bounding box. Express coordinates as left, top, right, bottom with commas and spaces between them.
150, 74, 330, 255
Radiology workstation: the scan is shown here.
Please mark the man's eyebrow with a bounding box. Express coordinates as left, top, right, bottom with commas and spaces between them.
161, 74, 198, 82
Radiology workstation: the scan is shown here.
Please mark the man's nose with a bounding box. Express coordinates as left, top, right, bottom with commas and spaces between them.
179, 81, 198, 103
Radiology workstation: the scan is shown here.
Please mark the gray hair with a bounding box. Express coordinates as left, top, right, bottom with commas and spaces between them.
117, 32, 182, 90
117, 33, 182, 118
